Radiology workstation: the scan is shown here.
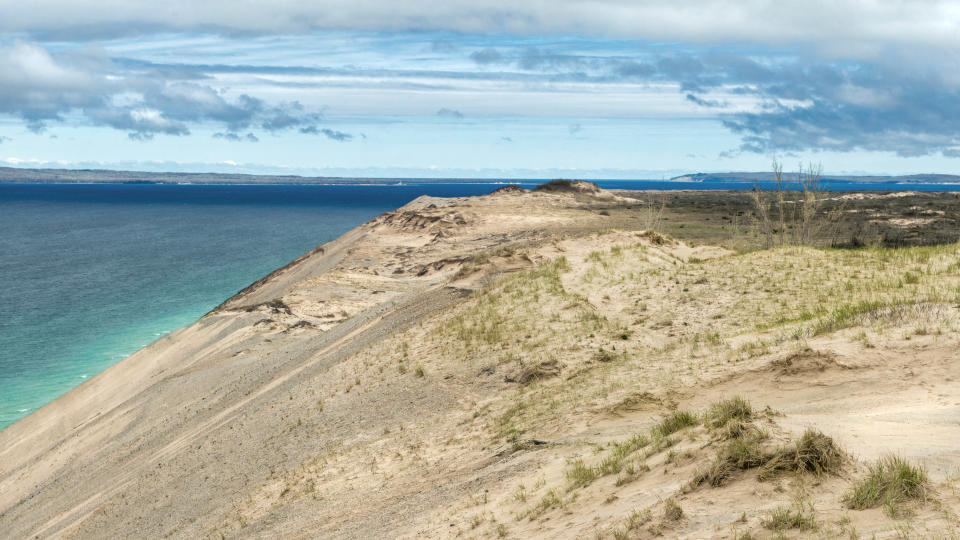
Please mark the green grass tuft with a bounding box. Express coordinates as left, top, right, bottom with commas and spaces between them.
846, 455, 928, 516
651, 410, 698, 438
763, 504, 816, 531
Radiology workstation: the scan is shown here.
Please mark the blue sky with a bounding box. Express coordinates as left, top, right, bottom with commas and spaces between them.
2, 2, 960, 178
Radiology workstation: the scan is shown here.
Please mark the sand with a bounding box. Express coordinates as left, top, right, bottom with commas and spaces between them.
1, 183, 958, 538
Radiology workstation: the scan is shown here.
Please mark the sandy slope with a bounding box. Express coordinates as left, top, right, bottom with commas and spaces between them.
1, 184, 958, 539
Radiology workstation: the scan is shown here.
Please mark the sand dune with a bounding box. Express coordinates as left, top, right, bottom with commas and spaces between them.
2, 184, 958, 538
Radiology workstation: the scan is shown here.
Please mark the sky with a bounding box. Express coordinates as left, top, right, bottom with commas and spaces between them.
1, 1, 960, 178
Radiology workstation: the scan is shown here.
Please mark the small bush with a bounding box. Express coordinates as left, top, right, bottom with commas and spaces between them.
846, 455, 928, 516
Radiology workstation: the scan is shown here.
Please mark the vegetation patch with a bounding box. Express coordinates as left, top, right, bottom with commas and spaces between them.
759, 429, 843, 479
704, 396, 753, 438
846, 455, 929, 516
693, 432, 768, 487
763, 503, 816, 532
692, 398, 843, 489
651, 410, 698, 438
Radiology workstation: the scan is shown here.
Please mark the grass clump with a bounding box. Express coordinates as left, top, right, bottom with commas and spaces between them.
663, 499, 683, 521
694, 433, 768, 487
705, 396, 752, 428
845, 455, 929, 516
694, 429, 843, 488
525, 488, 566, 520
610, 508, 652, 539
759, 429, 843, 479
565, 458, 599, 490
705, 396, 753, 439
651, 410, 698, 438
763, 504, 816, 532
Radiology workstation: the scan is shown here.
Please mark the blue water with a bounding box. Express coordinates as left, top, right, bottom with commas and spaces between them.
0, 182, 541, 430
2, 178, 958, 430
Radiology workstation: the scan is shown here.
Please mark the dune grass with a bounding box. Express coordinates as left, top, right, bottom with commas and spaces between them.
846, 455, 929, 516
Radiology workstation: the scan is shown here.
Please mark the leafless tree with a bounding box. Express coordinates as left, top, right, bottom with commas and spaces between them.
752, 160, 839, 247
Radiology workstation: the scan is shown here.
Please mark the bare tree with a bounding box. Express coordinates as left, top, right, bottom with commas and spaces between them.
751, 160, 838, 247
642, 192, 667, 232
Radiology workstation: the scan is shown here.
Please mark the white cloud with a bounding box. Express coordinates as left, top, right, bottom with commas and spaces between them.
2, 1, 959, 59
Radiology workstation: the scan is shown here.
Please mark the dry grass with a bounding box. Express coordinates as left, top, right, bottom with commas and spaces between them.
759, 429, 844, 479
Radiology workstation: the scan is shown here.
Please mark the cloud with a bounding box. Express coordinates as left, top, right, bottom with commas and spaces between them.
431, 39, 457, 53
436, 108, 464, 119
5, 2, 960, 61
0, 41, 328, 139
213, 131, 259, 142
463, 40, 960, 157
685, 93, 726, 108
299, 126, 352, 141
469, 48, 502, 65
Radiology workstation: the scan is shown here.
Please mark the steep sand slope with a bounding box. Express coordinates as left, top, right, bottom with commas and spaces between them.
1, 186, 959, 539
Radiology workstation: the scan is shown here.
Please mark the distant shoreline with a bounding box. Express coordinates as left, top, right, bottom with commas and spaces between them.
2, 165, 960, 186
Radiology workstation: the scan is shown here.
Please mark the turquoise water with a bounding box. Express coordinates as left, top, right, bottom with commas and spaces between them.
0, 182, 541, 430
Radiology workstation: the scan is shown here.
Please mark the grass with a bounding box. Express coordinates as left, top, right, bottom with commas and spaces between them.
609, 508, 652, 539
566, 459, 599, 490
846, 455, 929, 516
694, 432, 768, 487
651, 410, 698, 438
524, 489, 566, 520
759, 429, 843, 479
562, 411, 696, 492
663, 499, 683, 521
705, 396, 753, 438
411, 235, 959, 531
705, 396, 752, 428
763, 504, 816, 532
692, 398, 843, 487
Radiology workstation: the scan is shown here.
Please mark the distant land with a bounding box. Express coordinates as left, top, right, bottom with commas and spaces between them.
671, 171, 960, 184
2, 166, 960, 185
0, 167, 468, 185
